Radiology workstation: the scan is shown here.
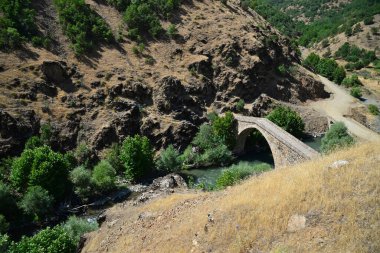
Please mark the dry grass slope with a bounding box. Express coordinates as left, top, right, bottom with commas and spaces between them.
83, 142, 380, 253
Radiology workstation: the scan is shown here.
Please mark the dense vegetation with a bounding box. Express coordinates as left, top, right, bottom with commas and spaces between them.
266, 106, 305, 138
335, 43, 378, 70
54, 0, 113, 55
321, 122, 355, 154
303, 53, 346, 84
244, 0, 380, 46
0, 0, 47, 49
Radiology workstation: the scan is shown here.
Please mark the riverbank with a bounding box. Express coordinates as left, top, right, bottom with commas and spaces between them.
82, 141, 380, 253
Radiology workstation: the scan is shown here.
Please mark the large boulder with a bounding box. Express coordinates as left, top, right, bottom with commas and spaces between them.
41, 61, 68, 83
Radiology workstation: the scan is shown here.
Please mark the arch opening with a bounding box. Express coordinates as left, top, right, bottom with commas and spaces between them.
235, 127, 274, 166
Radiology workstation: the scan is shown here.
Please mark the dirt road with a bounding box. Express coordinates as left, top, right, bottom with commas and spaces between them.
309, 75, 380, 142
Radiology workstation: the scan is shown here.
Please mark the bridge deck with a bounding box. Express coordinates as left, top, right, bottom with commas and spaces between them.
234, 115, 320, 159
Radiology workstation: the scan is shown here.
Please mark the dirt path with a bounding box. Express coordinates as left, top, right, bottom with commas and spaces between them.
309, 75, 380, 142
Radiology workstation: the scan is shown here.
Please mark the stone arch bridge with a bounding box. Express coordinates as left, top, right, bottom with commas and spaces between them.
233, 115, 320, 168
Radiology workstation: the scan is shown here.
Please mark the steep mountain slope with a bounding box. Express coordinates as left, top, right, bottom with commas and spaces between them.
82, 142, 380, 252
0, 0, 327, 158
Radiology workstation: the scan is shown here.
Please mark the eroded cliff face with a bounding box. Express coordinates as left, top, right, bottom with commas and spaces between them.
0, 0, 328, 157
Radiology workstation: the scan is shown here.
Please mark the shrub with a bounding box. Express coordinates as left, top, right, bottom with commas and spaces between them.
236, 99, 245, 112
0, 234, 10, 253
277, 64, 287, 75
212, 112, 237, 150
333, 66, 346, 84
167, 24, 178, 38
199, 144, 233, 166
106, 0, 130, 11
91, 161, 116, 193
54, 0, 113, 55
62, 216, 98, 243
0, 215, 9, 234
25, 136, 44, 150
120, 135, 154, 181
105, 143, 124, 173
321, 122, 354, 154
342, 74, 361, 87
368, 104, 379, 115
266, 106, 305, 138
303, 53, 320, 71
156, 145, 182, 173
70, 166, 92, 199
350, 87, 362, 98
0, 181, 18, 218
74, 142, 91, 167
10, 146, 70, 200
364, 16, 374, 25
215, 162, 271, 189
19, 186, 53, 221
192, 124, 217, 150
8, 225, 76, 253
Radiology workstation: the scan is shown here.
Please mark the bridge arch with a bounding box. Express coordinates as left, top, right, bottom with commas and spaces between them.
233, 115, 320, 168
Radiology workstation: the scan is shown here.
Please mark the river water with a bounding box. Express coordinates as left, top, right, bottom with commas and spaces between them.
181, 136, 323, 187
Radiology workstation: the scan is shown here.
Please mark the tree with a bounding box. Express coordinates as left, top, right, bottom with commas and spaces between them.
10, 146, 70, 200
120, 135, 154, 181
0, 182, 17, 219
364, 16, 374, 25
321, 122, 354, 154
0, 215, 9, 234
156, 145, 182, 173
91, 161, 116, 193
19, 186, 53, 221
303, 53, 320, 71
266, 106, 305, 138
8, 225, 77, 253
368, 104, 379, 115
342, 75, 361, 87
332, 66, 346, 84
105, 143, 124, 173
70, 166, 92, 200
212, 112, 237, 150
62, 216, 98, 244
317, 58, 338, 80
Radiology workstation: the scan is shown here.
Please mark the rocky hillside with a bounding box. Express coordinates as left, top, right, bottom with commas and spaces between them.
0, 0, 328, 158
82, 142, 380, 252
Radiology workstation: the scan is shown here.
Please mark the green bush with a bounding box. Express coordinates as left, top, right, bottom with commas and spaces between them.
91, 160, 116, 193
335, 42, 377, 69
19, 186, 53, 221
70, 166, 92, 199
342, 74, 361, 87
105, 143, 124, 173
106, 0, 131, 11
156, 145, 182, 173
266, 106, 305, 138
0, 215, 9, 234
368, 104, 379, 115
236, 99, 245, 112
215, 162, 271, 189
321, 122, 354, 154
25, 136, 44, 150
120, 135, 154, 181
332, 66, 346, 85
277, 64, 287, 75
212, 112, 237, 150
8, 225, 77, 253
167, 24, 178, 38
0, 0, 38, 49
62, 216, 98, 243
10, 146, 70, 200
350, 87, 362, 98
0, 181, 17, 218
198, 144, 232, 166
123, 0, 181, 39
0, 234, 10, 253
74, 142, 91, 167
364, 16, 374, 25
54, 0, 113, 55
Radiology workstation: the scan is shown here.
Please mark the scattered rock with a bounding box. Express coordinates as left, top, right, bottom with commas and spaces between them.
328, 160, 349, 169
287, 214, 306, 232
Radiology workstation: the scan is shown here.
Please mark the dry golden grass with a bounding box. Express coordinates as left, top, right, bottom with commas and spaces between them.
83, 142, 380, 253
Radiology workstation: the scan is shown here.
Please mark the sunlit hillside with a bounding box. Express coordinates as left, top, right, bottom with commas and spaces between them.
83, 142, 380, 252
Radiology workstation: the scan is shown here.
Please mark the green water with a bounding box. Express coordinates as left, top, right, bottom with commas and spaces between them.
181, 136, 322, 187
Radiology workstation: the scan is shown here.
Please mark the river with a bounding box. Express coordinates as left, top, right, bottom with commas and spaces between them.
181, 136, 323, 188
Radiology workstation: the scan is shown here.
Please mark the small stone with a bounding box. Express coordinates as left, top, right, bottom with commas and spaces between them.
287, 214, 306, 232
328, 160, 349, 169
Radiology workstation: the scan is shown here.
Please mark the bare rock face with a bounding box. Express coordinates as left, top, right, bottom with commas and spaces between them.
0, 109, 40, 156
41, 61, 68, 83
